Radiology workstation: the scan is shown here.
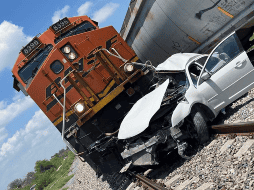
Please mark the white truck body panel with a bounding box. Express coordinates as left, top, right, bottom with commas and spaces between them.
118, 79, 169, 139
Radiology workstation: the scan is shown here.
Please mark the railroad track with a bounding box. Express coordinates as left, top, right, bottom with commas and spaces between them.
126, 133, 254, 190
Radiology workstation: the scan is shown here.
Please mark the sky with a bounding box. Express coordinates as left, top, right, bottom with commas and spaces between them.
0, 1, 130, 189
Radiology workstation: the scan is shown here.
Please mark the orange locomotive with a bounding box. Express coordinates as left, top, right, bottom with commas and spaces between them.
12, 16, 152, 179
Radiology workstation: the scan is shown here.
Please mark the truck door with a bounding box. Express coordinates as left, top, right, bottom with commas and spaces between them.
197, 33, 254, 113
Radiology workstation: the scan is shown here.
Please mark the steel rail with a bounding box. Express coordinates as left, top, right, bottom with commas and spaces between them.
128, 171, 167, 190
211, 121, 254, 134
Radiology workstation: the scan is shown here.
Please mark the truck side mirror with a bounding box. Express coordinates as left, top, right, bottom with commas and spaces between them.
201, 72, 210, 81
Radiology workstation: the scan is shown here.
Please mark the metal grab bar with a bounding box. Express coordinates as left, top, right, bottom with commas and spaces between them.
131, 61, 156, 70
52, 94, 64, 108
99, 48, 155, 71
54, 69, 85, 161
100, 48, 128, 62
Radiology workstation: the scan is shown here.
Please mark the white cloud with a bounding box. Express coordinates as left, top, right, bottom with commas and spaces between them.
12, 91, 23, 102
0, 94, 34, 145
52, 5, 70, 23
0, 101, 6, 110
0, 95, 34, 129
0, 110, 66, 188
0, 21, 32, 73
92, 2, 119, 23
0, 132, 7, 146
0, 110, 49, 156
77, 2, 93, 16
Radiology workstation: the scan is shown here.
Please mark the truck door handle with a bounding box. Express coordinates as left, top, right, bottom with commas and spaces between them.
235, 60, 244, 67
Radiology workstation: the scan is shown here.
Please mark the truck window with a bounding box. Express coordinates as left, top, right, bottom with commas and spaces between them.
18, 44, 53, 84
195, 56, 208, 66
205, 34, 242, 74
54, 21, 96, 44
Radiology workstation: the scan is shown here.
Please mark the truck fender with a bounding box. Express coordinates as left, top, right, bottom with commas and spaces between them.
171, 102, 192, 127
171, 84, 218, 127
171, 101, 216, 127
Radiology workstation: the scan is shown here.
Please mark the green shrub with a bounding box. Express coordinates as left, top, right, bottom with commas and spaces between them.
43, 151, 75, 190
50, 155, 63, 169
13, 150, 76, 190
34, 160, 54, 173
48, 174, 74, 190
34, 168, 55, 189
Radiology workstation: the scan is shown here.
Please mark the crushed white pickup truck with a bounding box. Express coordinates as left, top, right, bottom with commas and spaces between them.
115, 29, 254, 168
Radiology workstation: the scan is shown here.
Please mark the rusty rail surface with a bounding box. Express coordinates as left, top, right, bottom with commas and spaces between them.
211, 121, 254, 134
128, 171, 167, 190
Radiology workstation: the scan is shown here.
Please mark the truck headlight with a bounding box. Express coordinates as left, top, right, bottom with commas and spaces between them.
74, 102, 85, 113
124, 63, 134, 73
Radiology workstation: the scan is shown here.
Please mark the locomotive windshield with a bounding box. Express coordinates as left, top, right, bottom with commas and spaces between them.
54, 21, 96, 44
18, 44, 53, 84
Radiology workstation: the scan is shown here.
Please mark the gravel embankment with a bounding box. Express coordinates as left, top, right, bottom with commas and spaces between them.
163, 135, 254, 189
220, 88, 254, 124
60, 156, 112, 190
159, 89, 254, 190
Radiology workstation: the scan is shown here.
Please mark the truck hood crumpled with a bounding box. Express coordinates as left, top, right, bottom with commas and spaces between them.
118, 79, 169, 140
156, 53, 200, 71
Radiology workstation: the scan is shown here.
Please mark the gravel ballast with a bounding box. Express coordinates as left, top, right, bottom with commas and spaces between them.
160, 89, 254, 190
60, 156, 112, 190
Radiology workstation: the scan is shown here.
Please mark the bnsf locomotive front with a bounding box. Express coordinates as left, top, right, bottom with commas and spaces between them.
12, 16, 152, 175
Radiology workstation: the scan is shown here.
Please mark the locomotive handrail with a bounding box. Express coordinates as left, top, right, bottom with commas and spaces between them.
130, 60, 156, 70
52, 94, 64, 108
99, 48, 155, 71
100, 48, 128, 62
97, 48, 155, 80
56, 69, 85, 160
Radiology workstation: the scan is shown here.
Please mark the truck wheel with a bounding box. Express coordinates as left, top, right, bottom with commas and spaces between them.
191, 109, 209, 144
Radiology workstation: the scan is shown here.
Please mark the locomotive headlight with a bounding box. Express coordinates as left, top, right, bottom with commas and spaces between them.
68, 52, 76, 60
63, 46, 71, 53
74, 102, 85, 113
124, 63, 134, 73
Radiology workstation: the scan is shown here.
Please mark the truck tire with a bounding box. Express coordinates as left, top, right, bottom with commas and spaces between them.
191, 109, 209, 144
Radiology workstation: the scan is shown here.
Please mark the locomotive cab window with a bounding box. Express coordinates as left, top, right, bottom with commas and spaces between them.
50, 60, 64, 74
18, 44, 53, 84
54, 21, 96, 44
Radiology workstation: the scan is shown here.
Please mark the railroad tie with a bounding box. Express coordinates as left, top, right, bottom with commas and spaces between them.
206, 139, 217, 149
165, 174, 182, 188
220, 139, 235, 154
234, 139, 254, 157
196, 182, 215, 190
174, 177, 199, 190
